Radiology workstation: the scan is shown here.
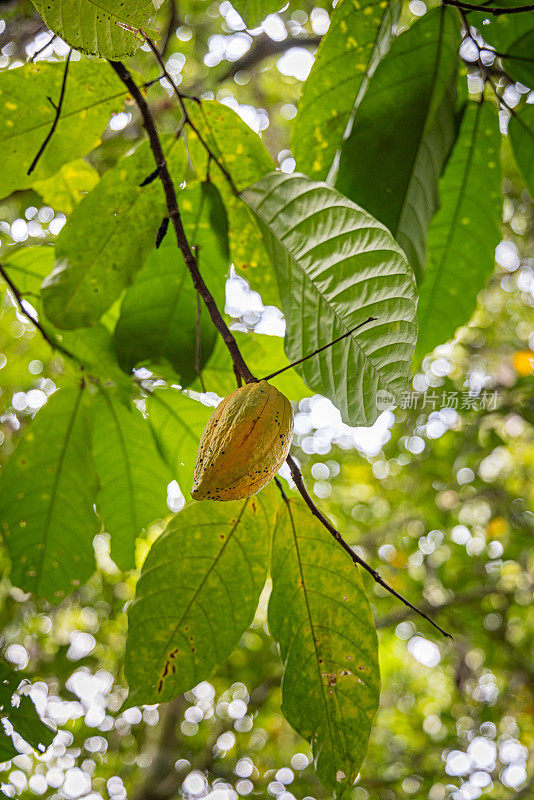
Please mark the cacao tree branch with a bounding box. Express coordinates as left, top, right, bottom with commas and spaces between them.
0, 264, 79, 363
143, 36, 239, 195
27, 48, 72, 175
284, 455, 453, 639
444, 0, 534, 13
213, 32, 322, 84
109, 59, 452, 640
108, 59, 255, 383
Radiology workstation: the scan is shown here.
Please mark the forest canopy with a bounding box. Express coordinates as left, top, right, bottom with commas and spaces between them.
0, 1, 533, 799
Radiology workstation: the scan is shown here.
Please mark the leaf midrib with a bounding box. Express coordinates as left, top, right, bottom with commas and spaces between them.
36, 386, 85, 595
138, 499, 251, 697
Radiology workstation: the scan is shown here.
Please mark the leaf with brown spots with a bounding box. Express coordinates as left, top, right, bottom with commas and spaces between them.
268, 499, 380, 793
125, 486, 276, 705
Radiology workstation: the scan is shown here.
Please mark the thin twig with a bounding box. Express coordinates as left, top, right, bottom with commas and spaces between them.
0, 264, 78, 362
108, 60, 255, 383
109, 60, 452, 640
194, 249, 206, 393
143, 36, 239, 195
444, 0, 534, 14
29, 33, 56, 62
261, 317, 376, 382
27, 49, 72, 175
285, 455, 453, 639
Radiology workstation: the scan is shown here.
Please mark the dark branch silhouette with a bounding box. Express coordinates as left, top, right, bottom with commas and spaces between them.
27, 48, 72, 175
261, 316, 377, 382
444, 0, 534, 13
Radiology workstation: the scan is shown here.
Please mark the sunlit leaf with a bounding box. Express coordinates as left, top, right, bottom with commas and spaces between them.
0, 62, 125, 199
31, 0, 160, 59
146, 388, 212, 497
269, 499, 380, 792
113, 182, 228, 384
0, 387, 99, 603
244, 172, 417, 426
509, 102, 534, 198
33, 158, 100, 214
416, 101, 501, 360
336, 8, 460, 280
41, 138, 187, 329
185, 100, 278, 303
292, 0, 400, 181
125, 490, 274, 705
93, 389, 174, 570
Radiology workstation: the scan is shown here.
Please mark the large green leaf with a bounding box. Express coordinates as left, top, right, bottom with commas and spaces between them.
269, 499, 380, 792
292, 0, 400, 182
41, 138, 187, 329
113, 182, 228, 384
509, 103, 534, 198
243, 172, 417, 426
196, 330, 310, 400
31, 0, 159, 59
125, 491, 274, 705
146, 388, 212, 497
92, 389, 173, 570
0, 387, 99, 603
229, 0, 284, 28
0, 61, 126, 199
416, 101, 502, 360
185, 100, 277, 303
336, 8, 460, 280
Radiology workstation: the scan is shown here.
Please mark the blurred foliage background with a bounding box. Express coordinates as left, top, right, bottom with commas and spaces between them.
0, 1, 533, 799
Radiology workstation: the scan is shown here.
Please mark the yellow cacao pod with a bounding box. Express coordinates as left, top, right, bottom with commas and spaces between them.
191, 380, 293, 502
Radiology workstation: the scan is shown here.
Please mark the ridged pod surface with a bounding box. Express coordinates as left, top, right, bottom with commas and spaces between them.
191, 380, 293, 501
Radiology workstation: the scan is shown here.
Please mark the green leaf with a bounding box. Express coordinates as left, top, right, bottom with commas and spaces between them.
503, 30, 534, 88
185, 100, 278, 303
1, 248, 129, 387
11, 695, 55, 752
243, 172, 417, 426
292, 0, 401, 182
269, 499, 380, 792
33, 158, 100, 214
229, 0, 284, 28
416, 101, 502, 360
0, 660, 21, 710
41, 138, 187, 329
31, 0, 159, 59
125, 491, 274, 705
0, 731, 18, 762
509, 103, 534, 198
469, 1, 534, 52
0, 62, 125, 199
113, 182, 228, 384
335, 8, 460, 280
92, 389, 174, 570
0, 387, 99, 603
146, 388, 212, 497
197, 330, 310, 400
